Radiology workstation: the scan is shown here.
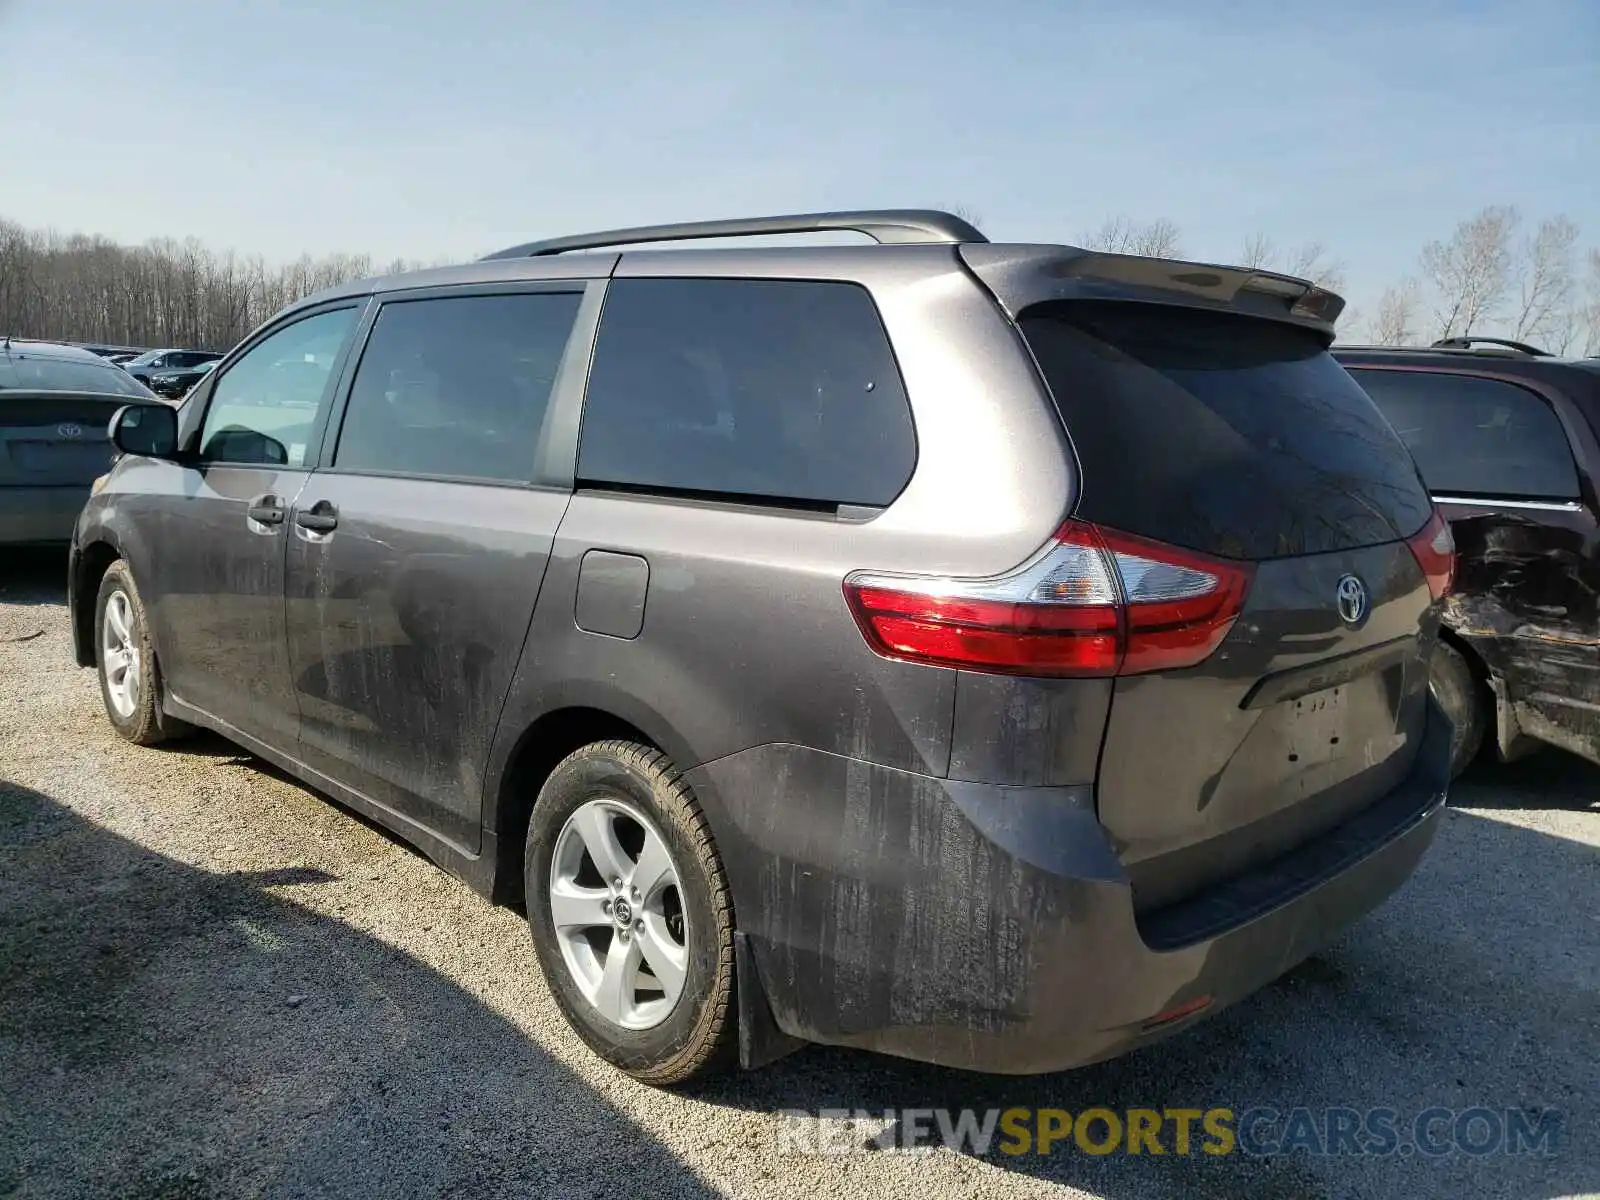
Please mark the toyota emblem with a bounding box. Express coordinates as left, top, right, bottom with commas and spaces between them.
57, 423, 83, 439
1335, 574, 1369, 627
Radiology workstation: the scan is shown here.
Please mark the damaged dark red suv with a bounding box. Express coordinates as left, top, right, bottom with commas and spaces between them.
1339, 338, 1600, 777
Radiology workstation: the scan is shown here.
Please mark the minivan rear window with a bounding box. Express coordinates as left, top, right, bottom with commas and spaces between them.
1020, 302, 1433, 560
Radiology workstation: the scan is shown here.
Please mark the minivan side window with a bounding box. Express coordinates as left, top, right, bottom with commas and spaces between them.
333, 291, 583, 483
1349, 369, 1580, 500
577, 278, 916, 509
200, 307, 359, 467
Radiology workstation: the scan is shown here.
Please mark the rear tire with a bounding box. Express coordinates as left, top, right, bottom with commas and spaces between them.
1430, 639, 1486, 780
525, 740, 737, 1086
95, 561, 191, 746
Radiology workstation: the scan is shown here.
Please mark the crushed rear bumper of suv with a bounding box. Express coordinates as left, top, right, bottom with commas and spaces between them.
684, 699, 1449, 1075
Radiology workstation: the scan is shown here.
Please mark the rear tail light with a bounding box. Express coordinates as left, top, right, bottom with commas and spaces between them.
844, 520, 1254, 677
1407, 509, 1455, 601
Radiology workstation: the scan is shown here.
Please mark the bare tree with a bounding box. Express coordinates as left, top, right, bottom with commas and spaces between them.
1366, 278, 1424, 346
1239, 231, 1275, 270
1238, 231, 1347, 293
1507, 214, 1579, 351
1583, 248, 1600, 357
0, 214, 445, 351
1420, 205, 1519, 340
1283, 243, 1347, 295
1080, 216, 1183, 258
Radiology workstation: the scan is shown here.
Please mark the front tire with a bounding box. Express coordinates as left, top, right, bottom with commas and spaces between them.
95, 561, 190, 746
1430, 639, 1486, 780
525, 740, 736, 1086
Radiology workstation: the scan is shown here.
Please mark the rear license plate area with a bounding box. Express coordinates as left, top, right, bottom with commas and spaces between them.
1286, 685, 1348, 767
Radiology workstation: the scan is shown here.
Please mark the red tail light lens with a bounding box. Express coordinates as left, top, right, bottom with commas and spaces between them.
1108, 527, 1257, 674
1407, 509, 1455, 601
844, 520, 1254, 677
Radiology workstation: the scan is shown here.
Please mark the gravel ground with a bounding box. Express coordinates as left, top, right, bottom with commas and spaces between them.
1, 547, 1595, 1200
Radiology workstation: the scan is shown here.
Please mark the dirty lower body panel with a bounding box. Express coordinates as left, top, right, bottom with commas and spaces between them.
683, 701, 1450, 1075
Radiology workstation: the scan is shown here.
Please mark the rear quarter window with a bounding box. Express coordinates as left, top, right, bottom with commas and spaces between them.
577, 278, 916, 509
1346, 368, 1580, 501
1020, 301, 1434, 560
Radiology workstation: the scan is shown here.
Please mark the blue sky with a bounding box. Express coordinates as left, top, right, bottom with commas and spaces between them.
2, 0, 1596, 321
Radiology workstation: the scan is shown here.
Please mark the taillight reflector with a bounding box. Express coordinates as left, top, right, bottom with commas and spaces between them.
844, 520, 1255, 678
1407, 509, 1455, 601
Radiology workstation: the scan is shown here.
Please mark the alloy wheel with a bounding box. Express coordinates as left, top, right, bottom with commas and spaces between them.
101, 589, 141, 719
549, 797, 689, 1030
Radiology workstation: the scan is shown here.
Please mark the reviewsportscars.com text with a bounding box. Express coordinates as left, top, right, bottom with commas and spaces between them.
776, 1105, 1563, 1158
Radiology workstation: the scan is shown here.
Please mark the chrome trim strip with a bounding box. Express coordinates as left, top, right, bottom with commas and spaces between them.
1431, 495, 1584, 513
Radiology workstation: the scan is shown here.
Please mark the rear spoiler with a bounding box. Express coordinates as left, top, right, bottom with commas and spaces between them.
959, 244, 1345, 340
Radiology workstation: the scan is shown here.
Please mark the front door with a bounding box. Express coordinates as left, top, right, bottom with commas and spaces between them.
142, 304, 364, 749
283, 286, 588, 849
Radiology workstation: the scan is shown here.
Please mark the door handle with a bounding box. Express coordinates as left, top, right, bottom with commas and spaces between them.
295, 503, 338, 533
246, 497, 285, 526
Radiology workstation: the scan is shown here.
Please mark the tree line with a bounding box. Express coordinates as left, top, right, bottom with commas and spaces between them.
0, 218, 438, 353
2, 206, 1597, 354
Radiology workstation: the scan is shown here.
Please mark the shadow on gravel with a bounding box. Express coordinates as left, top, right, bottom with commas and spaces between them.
688, 758, 1598, 1200
0, 546, 69, 606
1450, 747, 1600, 813
164, 730, 438, 864
0, 780, 716, 1200
0, 548, 67, 645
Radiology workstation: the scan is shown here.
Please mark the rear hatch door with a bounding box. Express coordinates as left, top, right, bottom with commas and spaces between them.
1009, 294, 1440, 911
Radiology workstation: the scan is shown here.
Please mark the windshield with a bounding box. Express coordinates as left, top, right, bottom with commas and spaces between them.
0, 352, 154, 397
121, 350, 168, 369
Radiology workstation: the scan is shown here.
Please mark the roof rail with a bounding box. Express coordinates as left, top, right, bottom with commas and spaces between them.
1431, 336, 1550, 357
480, 209, 988, 260
1336, 343, 1530, 356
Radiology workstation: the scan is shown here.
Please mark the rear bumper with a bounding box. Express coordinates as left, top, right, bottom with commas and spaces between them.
685, 700, 1449, 1075
0, 486, 90, 544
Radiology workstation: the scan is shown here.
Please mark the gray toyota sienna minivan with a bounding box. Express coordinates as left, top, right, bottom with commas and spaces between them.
70, 211, 1453, 1085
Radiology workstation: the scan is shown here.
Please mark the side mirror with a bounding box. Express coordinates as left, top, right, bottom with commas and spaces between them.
109, 403, 179, 458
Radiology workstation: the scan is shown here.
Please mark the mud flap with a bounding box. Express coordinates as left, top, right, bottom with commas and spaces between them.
734, 932, 808, 1070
